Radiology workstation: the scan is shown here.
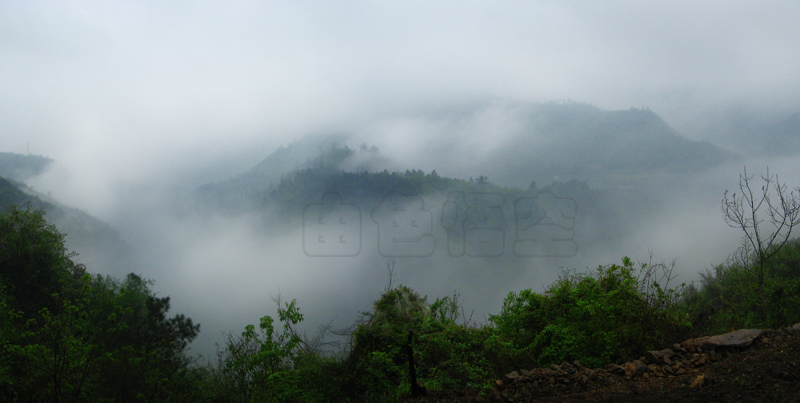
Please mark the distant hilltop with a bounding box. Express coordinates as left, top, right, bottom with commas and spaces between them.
0, 152, 52, 182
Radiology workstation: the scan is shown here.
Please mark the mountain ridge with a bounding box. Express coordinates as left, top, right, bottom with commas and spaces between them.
195, 102, 735, 207
0, 152, 53, 183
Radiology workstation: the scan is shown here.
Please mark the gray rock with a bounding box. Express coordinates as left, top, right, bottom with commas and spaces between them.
701, 329, 762, 349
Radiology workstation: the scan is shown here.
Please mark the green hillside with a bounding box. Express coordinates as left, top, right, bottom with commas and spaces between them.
0, 176, 49, 210
0, 175, 128, 273
195, 140, 385, 212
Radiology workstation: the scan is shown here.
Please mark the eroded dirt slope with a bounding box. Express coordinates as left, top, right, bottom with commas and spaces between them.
409, 324, 800, 402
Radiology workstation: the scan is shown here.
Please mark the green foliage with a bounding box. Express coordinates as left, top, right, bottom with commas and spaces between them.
0, 177, 42, 209
91, 273, 200, 402
415, 323, 495, 392
11, 201, 799, 401
267, 167, 518, 217
763, 239, 800, 325
491, 289, 547, 349
684, 238, 800, 333
1, 271, 199, 402
210, 297, 341, 403
0, 206, 198, 402
340, 269, 687, 401
345, 286, 426, 400
344, 287, 503, 401
429, 291, 460, 324
490, 258, 689, 368
0, 205, 74, 317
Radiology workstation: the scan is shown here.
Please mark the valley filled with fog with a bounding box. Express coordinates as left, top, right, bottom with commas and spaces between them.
2, 2, 800, 361
18, 105, 800, 360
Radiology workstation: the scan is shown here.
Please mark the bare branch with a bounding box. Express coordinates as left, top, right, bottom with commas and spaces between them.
721, 166, 800, 327
384, 258, 396, 292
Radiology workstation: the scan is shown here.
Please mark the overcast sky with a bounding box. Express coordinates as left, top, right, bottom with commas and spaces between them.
3, 2, 800, 192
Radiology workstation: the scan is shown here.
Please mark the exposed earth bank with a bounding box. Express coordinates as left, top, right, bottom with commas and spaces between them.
409, 324, 800, 402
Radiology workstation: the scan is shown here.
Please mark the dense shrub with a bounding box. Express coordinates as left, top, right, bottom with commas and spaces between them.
684, 238, 800, 333
490, 257, 689, 368
208, 258, 696, 402
344, 287, 502, 401
209, 298, 343, 403
0, 206, 199, 403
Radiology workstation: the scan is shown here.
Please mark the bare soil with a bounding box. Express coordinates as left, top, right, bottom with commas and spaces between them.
407, 327, 800, 402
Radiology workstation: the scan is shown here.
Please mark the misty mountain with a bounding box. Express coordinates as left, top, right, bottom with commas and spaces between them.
191, 101, 737, 252
0, 152, 52, 182
197, 102, 734, 209
191, 139, 629, 261
0, 175, 49, 209
195, 137, 387, 213
694, 107, 800, 158
462, 102, 736, 189
0, 174, 129, 274
764, 112, 800, 156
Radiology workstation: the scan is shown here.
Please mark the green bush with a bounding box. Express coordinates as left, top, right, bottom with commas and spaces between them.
345, 287, 501, 401
210, 297, 344, 403
345, 259, 692, 401
684, 238, 800, 333
490, 257, 689, 368
416, 323, 494, 391
345, 286, 428, 400
0, 206, 199, 402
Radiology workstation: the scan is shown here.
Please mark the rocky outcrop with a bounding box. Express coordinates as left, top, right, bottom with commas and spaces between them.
682, 328, 762, 351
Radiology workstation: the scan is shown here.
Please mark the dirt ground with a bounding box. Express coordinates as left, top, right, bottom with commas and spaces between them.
408, 327, 800, 402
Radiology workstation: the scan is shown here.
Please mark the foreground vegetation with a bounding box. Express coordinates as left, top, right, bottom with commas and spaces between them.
0, 206, 199, 402
2, 205, 800, 402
